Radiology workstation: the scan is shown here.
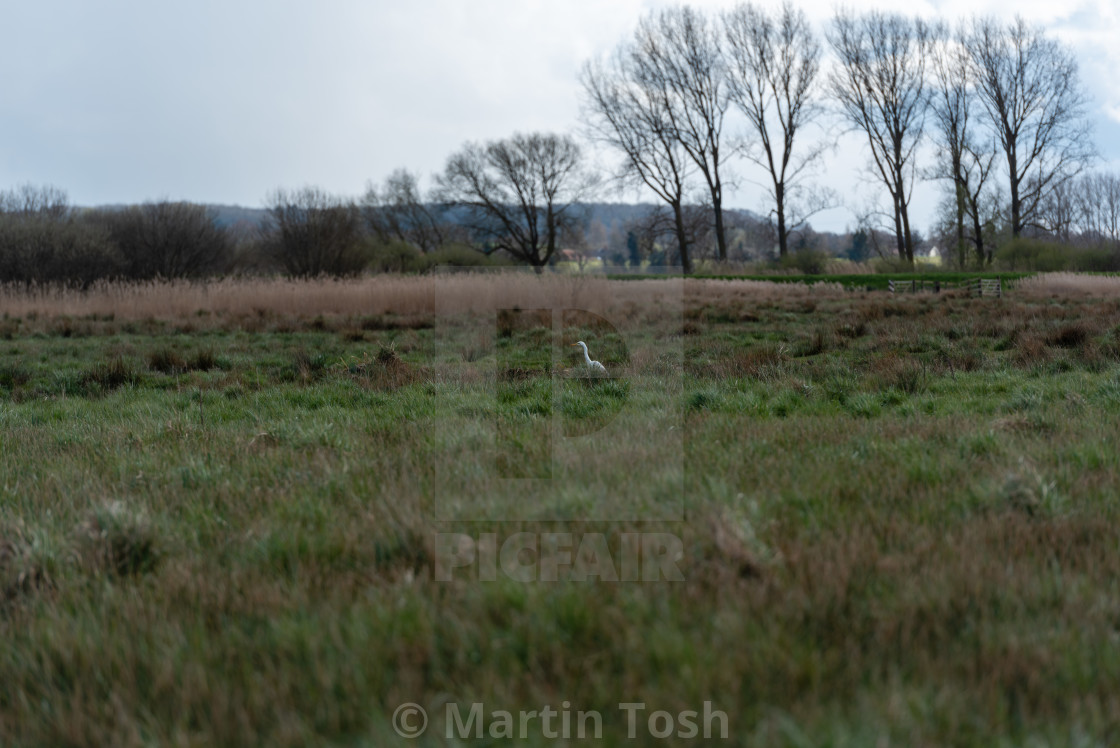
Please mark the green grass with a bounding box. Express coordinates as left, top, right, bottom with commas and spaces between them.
3, 286, 1120, 745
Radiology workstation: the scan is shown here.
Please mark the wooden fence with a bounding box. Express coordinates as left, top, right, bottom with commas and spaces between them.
887, 279, 941, 293
970, 278, 1002, 298
887, 278, 1002, 298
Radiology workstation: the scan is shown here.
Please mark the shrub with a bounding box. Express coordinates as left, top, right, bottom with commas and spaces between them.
261, 187, 368, 278
871, 256, 918, 273
421, 243, 512, 270
94, 201, 232, 279
996, 238, 1120, 272
0, 213, 122, 287
368, 239, 426, 274
995, 239, 1069, 271
780, 248, 831, 275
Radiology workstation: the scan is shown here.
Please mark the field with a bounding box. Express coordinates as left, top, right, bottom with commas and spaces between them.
3, 272, 1120, 745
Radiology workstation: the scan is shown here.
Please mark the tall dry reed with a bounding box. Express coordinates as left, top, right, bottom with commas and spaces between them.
0, 274, 845, 322
1018, 272, 1120, 298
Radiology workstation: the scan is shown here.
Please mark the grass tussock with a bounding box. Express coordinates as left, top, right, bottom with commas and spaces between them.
995, 460, 1063, 518
341, 344, 427, 390
694, 504, 771, 581
189, 348, 218, 371
0, 362, 30, 390
290, 349, 329, 383
870, 351, 929, 393
75, 501, 161, 577
80, 355, 138, 393
147, 347, 187, 373
1046, 321, 1093, 349
145, 346, 217, 375
0, 523, 57, 603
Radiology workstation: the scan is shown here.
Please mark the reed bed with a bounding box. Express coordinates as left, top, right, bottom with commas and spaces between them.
0, 277, 433, 320
0, 274, 846, 322
1018, 271, 1120, 297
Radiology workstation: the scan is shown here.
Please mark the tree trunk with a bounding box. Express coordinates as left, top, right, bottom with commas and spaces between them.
892, 194, 905, 260
672, 202, 693, 275
953, 158, 966, 268
902, 210, 914, 265
544, 207, 557, 267
1008, 149, 1022, 237
956, 195, 966, 268
711, 185, 727, 263
776, 182, 788, 259
971, 209, 987, 267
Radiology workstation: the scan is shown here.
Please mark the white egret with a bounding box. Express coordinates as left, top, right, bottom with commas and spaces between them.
570, 341, 607, 373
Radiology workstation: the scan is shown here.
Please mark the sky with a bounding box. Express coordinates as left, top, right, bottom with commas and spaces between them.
2, 0, 1119, 235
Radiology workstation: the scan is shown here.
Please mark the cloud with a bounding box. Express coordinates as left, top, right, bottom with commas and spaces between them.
0, 0, 1116, 232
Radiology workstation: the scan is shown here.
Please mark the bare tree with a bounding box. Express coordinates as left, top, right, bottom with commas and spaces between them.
828, 10, 932, 264
262, 187, 366, 277
724, 1, 834, 259
97, 201, 231, 279
0, 183, 69, 219
967, 16, 1094, 238
582, 50, 697, 273
929, 26, 969, 266
362, 169, 446, 253
1075, 172, 1120, 247
0, 184, 126, 287
623, 202, 711, 268
928, 24, 997, 266
0, 215, 120, 287
631, 6, 732, 263
434, 132, 593, 270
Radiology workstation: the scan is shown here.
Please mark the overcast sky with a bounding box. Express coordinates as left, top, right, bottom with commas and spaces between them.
2, 0, 1118, 234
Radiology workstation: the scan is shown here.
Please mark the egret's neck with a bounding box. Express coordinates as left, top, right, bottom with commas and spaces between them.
582, 347, 592, 365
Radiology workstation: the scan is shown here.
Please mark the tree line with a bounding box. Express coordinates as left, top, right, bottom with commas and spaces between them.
0, 4, 1113, 281
583, 4, 1099, 270
0, 185, 232, 286
384, 4, 1108, 272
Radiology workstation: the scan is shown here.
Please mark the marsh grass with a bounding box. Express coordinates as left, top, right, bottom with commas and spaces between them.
0, 362, 30, 391
3, 277, 1120, 744
75, 501, 161, 577
80, 355, 138, 393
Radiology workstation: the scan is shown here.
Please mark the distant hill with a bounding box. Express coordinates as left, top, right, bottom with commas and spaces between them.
575, 202, 764, 227
90, 201, 768, 232
205, 202, 769, 234
204, 201, 853, 259
87, 201, 852, 258
204, 204, 269, 229
86, 203, 269, 230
